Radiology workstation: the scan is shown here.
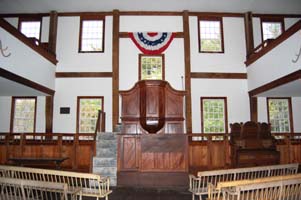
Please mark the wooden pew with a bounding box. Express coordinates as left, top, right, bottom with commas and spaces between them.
189, 163, 299, 200
0, 177, 73, 200
208, 174, 301, 200
0, 165, 111, 200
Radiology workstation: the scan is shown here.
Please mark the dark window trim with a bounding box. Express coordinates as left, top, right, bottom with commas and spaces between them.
138, 54, 165, 80
76, 96, 104, 133
260, 17, 285, 43
18, 17, 42, 41
198, 16, 225, 53
78, 15, 105, 53
10, 96, 37, 133
200, 97, 228, 133
267, 97, 294, 134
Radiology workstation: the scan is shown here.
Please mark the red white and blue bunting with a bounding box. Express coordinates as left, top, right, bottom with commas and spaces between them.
129, 32, 175, 54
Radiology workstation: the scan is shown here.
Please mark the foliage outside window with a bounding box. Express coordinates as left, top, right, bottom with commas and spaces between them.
77, 97, 103, 133
202, 98, 227, 134
261, 20, 284, 41
79, 16, 104, 52
11, 97, 36, 133
139, 54, 164, 80
198, 17, 224, 53
267, 98, 291, 133
19, 19, 41, 40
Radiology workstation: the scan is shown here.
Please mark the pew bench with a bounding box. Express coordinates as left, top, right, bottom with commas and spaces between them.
0, 165, 111, 200
208, 174, 301, 200
189, 163, 299, 200
0, 177, 78, 200
8, 157, 69, 169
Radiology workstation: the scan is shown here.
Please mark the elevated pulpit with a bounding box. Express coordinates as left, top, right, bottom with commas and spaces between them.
117, 80, 188, 188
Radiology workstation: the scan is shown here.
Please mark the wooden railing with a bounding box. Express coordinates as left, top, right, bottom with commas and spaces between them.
0, 132, 96, 172
245, 20, 301, 66
0, 18, 57, 65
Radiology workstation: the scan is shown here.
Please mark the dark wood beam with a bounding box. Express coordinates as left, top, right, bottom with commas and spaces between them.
55, 72, 112, 78
48, 11, 58, 55
183, 10, 192, 133
191, 72, 247, 79
249, 96, 258, 122
112, 10, 120, 130
244, 12, 254, 59
45, 96, 54, 133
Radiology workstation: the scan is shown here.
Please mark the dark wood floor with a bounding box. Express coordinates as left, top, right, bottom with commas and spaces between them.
83, 187, 192, 200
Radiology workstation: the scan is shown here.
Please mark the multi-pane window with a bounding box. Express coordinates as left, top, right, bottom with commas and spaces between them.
77, 97, 103, 133
11, 97, 36, 133
139, 54, 164, 80
79, 16, 104, 52
261, 19, 284, 41
198, 17, 224, 53
201, 97, 228, 133
19, 18, 41, 40
267, 98, 292, 133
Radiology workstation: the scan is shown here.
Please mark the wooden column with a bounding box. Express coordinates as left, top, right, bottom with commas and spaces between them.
45, 96, 54, 132
183, 10, 192, 133
244, 12, 254, 59
249, 94, 258, 122
112, 10, 120, 130
48, 11, 58, 55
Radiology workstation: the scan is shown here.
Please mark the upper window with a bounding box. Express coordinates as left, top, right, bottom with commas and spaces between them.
267, 98, 292, 133
139, 54, 165, 80
11, 97, 37, 133
201, 97, 228, 133
79, 16, 105, 53
18, 18, 41, 40
261, 18, 284, 41
198, 17, 224, 53
77, 97, 104, 133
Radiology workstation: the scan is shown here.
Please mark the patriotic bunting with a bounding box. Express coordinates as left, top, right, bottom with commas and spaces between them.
129, 32, 175, 54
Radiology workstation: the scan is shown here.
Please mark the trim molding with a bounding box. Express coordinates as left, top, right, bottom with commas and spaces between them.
0, 68, 55, 95
55, 72, 113, 78
245, 20, 301, 66
119, 32, 184, 38
0, 18, 58, 65
191, 72, 247, 79
248, 70, 301, 97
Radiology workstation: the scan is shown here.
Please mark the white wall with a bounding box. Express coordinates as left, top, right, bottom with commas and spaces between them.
53, 78, 112, 133
0, 96, 45, 132
0, 27, 56, 90
56, 16, 113, 72
191, 79, 250, 133
258, 97, 301, 132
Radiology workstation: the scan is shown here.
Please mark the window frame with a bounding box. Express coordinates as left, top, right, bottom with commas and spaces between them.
10, 96, 37, 133
18, 17, 42, 41
78, 15, 105, 53
260, 17, 285, 42
200, 97, 228, 133
267, 97, 294, 134
198, 16, 225, 53
76, 96, 104, 133
138, 54, 165, 80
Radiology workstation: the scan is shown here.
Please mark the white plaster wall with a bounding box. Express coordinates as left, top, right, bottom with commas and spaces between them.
0, 97, 12, 132
257, 97, 301, 132
41, 17, 49, 43
0, 28, 56, 90
0, 96, 46, 132
56, 16, 112, 72
284, 18, 301, 30
4, 18, 18, 28
119, 16, 184, 91
247, 30, 301, 91
53, 78, 112, 133
191, 79, 250, 133
252, 17, 262, 48
190, 17, 247, 73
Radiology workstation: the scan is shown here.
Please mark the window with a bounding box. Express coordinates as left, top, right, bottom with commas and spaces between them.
18, 18, 41, 40
267, 98, 293, 133
10, 97, 37, 133
201, 97, 228, 133
198, 17, 224, 53
79, 16, 104, 52
139, 54, 165, 80
77, 97, 103, 133
261, 18, 284, 41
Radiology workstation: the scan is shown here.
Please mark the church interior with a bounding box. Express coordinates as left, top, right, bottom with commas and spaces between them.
0, 0, 301, 199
